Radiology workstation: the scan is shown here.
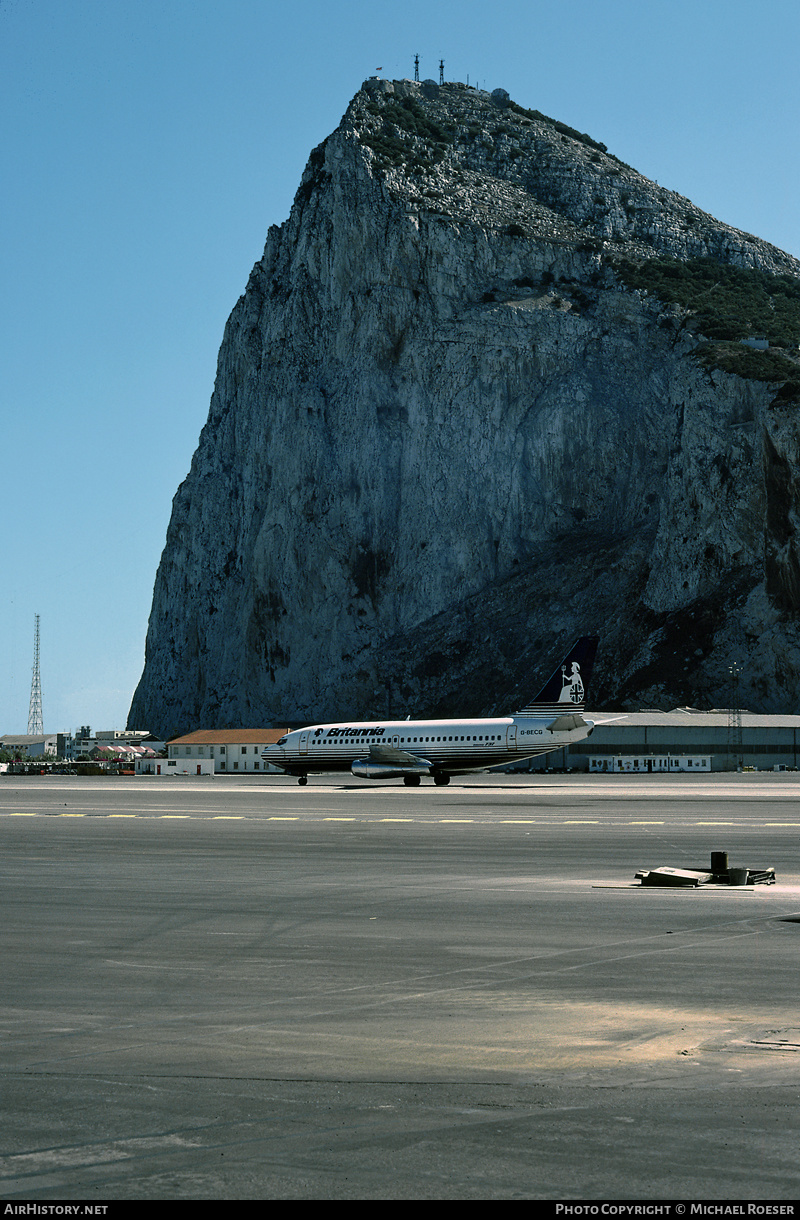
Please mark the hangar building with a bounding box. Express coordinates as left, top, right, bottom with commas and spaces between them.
526, 710, 800, 773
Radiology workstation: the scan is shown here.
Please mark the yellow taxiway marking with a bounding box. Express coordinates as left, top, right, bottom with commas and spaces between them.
323, 817, 357, 821
108, 814, 136, 818
563, 820, 599, 824
267, 817, 298, 821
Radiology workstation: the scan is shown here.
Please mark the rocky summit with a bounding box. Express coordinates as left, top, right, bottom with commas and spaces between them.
129, 78, 800, 738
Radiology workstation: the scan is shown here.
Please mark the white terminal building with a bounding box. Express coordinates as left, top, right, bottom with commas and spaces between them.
148, 729, 290, 775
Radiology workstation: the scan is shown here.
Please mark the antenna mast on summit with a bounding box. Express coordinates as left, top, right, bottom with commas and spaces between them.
28, 614, 43, 735
414, 53, 420, 82
439, 59, 444, 85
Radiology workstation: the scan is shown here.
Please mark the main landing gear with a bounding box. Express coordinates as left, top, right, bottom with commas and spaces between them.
297, 775, 308, 786
403, 775, 421, 786
433, 773, 451, 786
403, 773, 451, 786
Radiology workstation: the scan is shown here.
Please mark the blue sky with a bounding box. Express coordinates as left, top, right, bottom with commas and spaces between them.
2, 0, 798, 735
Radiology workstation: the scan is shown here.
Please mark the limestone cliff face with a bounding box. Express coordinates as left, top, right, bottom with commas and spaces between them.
129, 79, 800, 736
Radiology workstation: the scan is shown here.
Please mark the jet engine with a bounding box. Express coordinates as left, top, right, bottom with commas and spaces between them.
350, 759, 431, 780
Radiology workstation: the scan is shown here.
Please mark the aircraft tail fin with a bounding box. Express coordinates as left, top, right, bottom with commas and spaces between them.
516, 636, 599, 716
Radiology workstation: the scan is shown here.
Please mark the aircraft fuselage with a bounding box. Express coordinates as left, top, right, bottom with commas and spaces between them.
262, 713, 593, 781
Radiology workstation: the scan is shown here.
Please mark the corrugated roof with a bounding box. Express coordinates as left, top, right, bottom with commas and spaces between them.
0, 734, 61, 745
167, 729, 289, 745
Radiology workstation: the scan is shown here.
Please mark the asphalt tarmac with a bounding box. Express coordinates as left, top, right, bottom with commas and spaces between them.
2, 772, 800, 1201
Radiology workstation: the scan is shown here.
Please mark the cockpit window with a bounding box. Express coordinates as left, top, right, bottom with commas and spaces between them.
277, 736, 288, 746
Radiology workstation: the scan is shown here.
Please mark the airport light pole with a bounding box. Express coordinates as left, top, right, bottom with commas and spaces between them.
727, 663, 743, 771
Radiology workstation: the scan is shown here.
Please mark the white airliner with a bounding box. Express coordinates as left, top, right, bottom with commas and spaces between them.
261, 636, 599, 786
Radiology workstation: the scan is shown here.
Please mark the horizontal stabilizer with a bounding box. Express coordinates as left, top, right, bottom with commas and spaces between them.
547, 713, 588, 733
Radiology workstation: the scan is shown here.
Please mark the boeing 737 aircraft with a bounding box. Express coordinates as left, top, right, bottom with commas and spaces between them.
261, 636, 599, 786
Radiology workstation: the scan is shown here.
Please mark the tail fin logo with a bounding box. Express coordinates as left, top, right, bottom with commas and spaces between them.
559, 662, 585, 705
515, 636, 599, 717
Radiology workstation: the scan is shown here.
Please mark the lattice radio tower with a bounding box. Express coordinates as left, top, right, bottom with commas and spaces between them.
27, 614, 43, 735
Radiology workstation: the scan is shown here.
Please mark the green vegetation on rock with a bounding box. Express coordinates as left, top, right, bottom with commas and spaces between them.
693, 343, 800, 402
362, 96, 455, 171
611, 256, 800, 399
611, 256, 800, 347
507, 100, 608, 155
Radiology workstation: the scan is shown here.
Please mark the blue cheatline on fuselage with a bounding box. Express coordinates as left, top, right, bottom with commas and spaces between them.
261, 636, 599, 786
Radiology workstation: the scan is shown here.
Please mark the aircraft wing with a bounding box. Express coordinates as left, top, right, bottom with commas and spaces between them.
369, 744, 433, 767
